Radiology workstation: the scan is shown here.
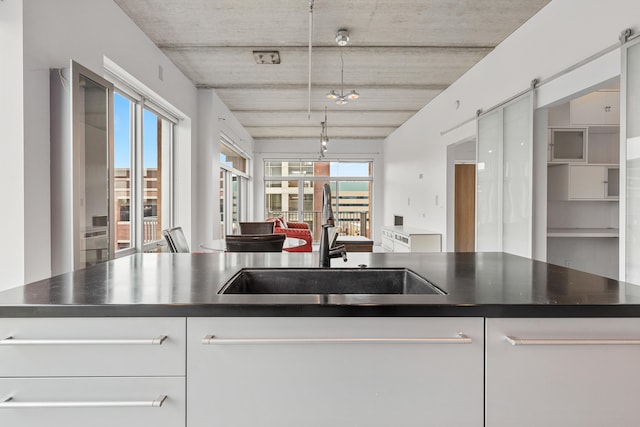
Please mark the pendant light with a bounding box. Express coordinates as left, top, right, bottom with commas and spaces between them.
326, 29, 359, 105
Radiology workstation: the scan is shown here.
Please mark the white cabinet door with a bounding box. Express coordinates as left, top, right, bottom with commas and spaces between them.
549, 128, 586, 163
548, 165, 617, 200
570, 91, 620, 125
393, 237, 411, 252
0, 377, 185, 427
606, 91, 621, 125
486, 318, 640, 427
188, 317, 484, 427
381, 229, 394, 251
567, 165, 607, 199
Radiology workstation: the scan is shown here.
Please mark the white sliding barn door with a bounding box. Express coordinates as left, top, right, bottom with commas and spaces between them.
476, 93, 533, 257
622, 38, 640, 283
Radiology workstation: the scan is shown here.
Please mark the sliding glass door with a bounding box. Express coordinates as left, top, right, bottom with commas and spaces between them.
622, 37, 640, 283
476, 110, 502, 251
476, 92, 533, 257
219, 140, 249, 236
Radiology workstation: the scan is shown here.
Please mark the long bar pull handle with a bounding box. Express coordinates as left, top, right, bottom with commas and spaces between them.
0, 335, 168, 345
505, 336, 640, 346
202, 333, 471, 345
0, 395, 167, 409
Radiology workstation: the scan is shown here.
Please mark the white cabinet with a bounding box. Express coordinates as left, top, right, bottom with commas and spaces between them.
188, 317, 484, 427
381, 226, 442, 252
548, 164, 619, 200
570, 91, 620, 126
486, 318, 640, 427
0, 317, 186, 427
549, 128, 586, 163
381, 227, 395, 251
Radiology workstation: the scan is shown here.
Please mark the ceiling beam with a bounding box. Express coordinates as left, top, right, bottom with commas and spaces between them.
159, 43, 496, 50
197, 84, 449, 90
230, 109, 418, 114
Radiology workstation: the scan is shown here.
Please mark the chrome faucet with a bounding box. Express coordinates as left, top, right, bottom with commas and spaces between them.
319, 224, 347, 268
319, 182, 347, 267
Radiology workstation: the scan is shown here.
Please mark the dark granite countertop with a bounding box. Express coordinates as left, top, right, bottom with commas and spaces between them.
1, 252, 639, 317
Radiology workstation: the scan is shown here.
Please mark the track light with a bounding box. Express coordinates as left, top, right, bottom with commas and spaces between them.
319, 107, 329, 158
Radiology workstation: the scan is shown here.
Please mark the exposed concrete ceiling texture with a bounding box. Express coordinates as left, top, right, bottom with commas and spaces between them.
114, 0, 550, 141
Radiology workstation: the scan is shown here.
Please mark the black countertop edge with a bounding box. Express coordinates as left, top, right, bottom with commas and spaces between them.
3, 303, 640, 318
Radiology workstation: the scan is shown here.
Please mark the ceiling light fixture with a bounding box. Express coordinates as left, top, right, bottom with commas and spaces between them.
326, 29, 359, 105
335, 29, 350, 46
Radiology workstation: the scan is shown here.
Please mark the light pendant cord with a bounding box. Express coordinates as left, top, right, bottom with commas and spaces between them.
340, 48, 345, 97
308, 0, 314, 119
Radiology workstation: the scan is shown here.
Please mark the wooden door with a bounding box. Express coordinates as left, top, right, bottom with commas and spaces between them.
455, 164, 476, 252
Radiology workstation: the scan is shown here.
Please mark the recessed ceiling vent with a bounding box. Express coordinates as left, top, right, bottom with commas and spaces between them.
253, 51, 281, 64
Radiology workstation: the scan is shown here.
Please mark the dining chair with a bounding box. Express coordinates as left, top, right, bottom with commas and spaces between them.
238, 222, 275, 235
225, 234, 286, 252
162, 226, 191, 253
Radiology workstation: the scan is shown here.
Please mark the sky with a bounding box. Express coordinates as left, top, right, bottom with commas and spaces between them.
114, 92, 158, 169
330, 162, 369, 177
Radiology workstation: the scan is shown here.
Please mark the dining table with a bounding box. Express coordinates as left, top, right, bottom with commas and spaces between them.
199, 236, 306, 251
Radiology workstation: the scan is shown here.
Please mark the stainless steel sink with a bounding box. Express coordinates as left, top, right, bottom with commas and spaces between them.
219, 268, 445, 295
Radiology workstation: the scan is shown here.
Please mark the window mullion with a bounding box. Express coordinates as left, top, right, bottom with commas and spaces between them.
134, 101, 144, 251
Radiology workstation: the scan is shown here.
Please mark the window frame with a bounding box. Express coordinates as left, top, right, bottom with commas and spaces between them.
219, 136, 250, 236
112, 89, 176, 256
263, 159, 373, 238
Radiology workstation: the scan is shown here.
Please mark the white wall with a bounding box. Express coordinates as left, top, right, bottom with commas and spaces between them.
197, 89, 254, 242
0, 0, 25, 289
0, 0, 200, 290
384, 0, 640, 250
254, 138, 384, 243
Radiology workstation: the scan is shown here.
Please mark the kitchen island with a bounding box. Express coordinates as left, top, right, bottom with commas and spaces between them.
1, 252, 640, 427
0, 251, 637, 317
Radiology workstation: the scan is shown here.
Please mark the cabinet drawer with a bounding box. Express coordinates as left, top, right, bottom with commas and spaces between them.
0, 377, 184, 427
188, 317, 484, 427
0, 318, 185, 377
381, 234, 393, 251
393, 240, 411, 252
486, 318, 640, 427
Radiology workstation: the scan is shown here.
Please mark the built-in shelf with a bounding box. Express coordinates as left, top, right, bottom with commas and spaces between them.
547, 228, 619, 238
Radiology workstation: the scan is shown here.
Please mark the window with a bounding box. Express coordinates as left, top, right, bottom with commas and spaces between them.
220, 138, 249, 236
114, 93, 133, 250
113, 91, 175, 254
220, 143, 247, 173
264, 160, 372, 240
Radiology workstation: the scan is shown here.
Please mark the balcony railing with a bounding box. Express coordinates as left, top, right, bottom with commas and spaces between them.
143, 216, 159, 243
267, 210, 369, 241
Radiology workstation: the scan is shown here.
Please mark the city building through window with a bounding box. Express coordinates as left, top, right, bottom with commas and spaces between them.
264, 161, 372, 240
113, 91, 174, 254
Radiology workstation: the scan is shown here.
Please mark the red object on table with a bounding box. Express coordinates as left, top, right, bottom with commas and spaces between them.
265, 217, 313, 252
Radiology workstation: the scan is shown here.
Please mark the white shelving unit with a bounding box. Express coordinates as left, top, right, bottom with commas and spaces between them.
547, 228, 619, 238
546, 87, 620, 279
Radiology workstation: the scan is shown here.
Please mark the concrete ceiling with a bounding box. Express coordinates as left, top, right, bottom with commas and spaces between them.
113, 0, 550, 141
